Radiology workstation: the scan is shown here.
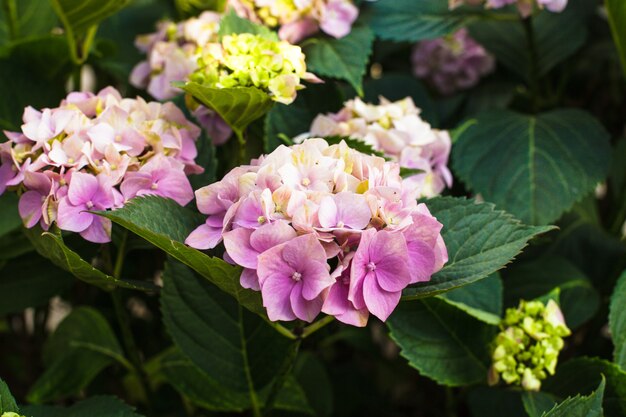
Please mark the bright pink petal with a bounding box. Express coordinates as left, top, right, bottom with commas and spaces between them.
155, 171, 194, 206
406, 239, 436, 284
290, 282, 323, 322
363, 272, 401, 322
240, 268, 260, 291
261, 273, 297, 322
185, 222, 223, 250
317, 196, 338, 228
249, 220, 297, 253
322, 281, 350, 316
80, 216, 112, 243
18, 191, 44, 228
120, 174, 152, 202
56, 198, 93, 232
223, 228, 257, 269
67, 172, 98, 206
335, 307, 369, 327
335, 192, 371, 229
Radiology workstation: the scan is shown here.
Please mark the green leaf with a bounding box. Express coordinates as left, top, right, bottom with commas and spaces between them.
294, 353, 333, 417
98, 196, 264, 316
0, 193, 20, 237
51, 0, 129, 35
162, 349, 314, 414
303, 26, 374, 95
610, 270, 626, 369
23, 396, 143, 417
606, 0, 626, 78
452, 109, 611, 225
0, 0, 58, 44
503, 257, 600, 329
437, 273, 502, 325
544, 357, 626, 417
0, 378, 19, 413
402, 197, 555, 299
467, 386, 528, 417
0, 254, 73, 315
23, 227, 156, 292
218, 9, 277, 40
264, 82, 343, 152
161, 259, 291, 396
542, 378, 605, 417
469, 0, 594, 81
368, 0, 469, 42
28, 307, 127, 403
523, 391, 559, 417
180, 82, 274, 139
388, 297, 496, 386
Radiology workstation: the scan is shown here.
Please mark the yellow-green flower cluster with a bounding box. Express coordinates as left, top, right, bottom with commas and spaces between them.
489, 299, 571, 391
1, 412, 25, 417
191, 33, 318, 104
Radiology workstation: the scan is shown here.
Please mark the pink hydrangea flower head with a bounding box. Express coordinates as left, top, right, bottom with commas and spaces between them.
1, 86, 202, 243
412, 28, 495, 96
187, 139, 447, 326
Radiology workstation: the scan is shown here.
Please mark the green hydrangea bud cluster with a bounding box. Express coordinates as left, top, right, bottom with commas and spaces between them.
191, 33, 317, 104
489, 299, 571, 391
1, 412, 25, 417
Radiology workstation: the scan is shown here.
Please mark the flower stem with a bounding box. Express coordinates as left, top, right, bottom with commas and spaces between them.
301, 315, 334, 338
522, 17, 540, 113
236, 130, 247, 166
109, 232, 154, 414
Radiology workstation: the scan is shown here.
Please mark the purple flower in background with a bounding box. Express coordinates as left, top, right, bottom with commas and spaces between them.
412, 28, 495, 95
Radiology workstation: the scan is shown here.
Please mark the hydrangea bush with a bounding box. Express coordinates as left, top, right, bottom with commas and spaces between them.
0, 1, 625, 417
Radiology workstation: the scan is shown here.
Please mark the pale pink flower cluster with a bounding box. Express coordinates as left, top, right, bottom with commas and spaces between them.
1, 87, 202, 243
450, 0, 568, 17
228, 0, 359, 43
308, 97, 452, 198
186, 139, 447, 326
412, 28, 495, 95
130, 11, 232, 145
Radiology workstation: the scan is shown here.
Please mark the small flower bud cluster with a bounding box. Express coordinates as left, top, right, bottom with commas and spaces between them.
412, 28, 495, 95
228, 0, 359, 43
450, 0, 568, 17
489, 299, 571, 391
130, 12, 233, 145
308, 97, 452, 198
1, 413, 25, 417
0, 87, 202, 243
190, 33, 320, 104
186, 139, 448, 326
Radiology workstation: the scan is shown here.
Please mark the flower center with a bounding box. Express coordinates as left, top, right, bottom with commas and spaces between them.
301, 178, 311, 187
115, 135, 122, 143
291, 271, 302, 282
336, 221, 345, 228
258, 215, 266, 224
86, 201, 94, 209
151, 182, 159, 190
366, 262, 376, 272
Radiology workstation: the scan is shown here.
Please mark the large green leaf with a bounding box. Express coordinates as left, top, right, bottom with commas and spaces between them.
51, 0, 129, 35
544, 357, 626, 417
28, 307, 127, 403
0, 193, 20, 237
388, 297, 496, 386
542, 379, 605, 417
0, 378, 19, 413
161, 259, 291, 397
523, 392, 559, 417
0, 254, 73, 315
180, 82, 274, 139
218, 9, 277, 40
303, 26, 374, 95
604, 0, 626, 78
162, 349, 313, 414
610, 270, 626, 369
503, 257, 600, 329
452, 109, 611, 225
23, 227, 156, 292
23, 396, 143, 417
0, 0, 57, 44
469, 0, 594, 81
437, 273, 502, 325
368, 0, 469, 42
98, 196, 264, 316
402, 197, 555, 299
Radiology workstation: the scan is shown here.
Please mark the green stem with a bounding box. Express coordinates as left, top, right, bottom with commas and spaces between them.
236, 130, 247, 166
1, 0, 18, 41
265, 319, 298, 340
109, 232, 154, 415
301, 315, 334, 338
522, 17, 540, 113
262, 338, 302, 417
